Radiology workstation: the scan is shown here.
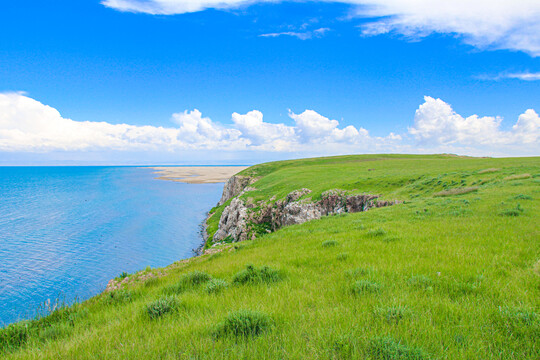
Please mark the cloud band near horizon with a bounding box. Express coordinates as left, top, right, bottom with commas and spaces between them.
0, 92, 538, 158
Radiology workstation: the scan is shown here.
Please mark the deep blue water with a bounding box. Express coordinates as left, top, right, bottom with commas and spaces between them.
0, 166, 223, 326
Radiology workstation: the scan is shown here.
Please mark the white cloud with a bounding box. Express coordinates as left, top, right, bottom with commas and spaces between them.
172, 109, 246, 148
231, 110, 296, 150
513, 109, 540, 143
409, 96, 540, 146
259, 31, 313, 41
355, 0, 540, 56
0, 93, 248, 152
101, 0, 540, 56
478, 72, 540, 81
289, 109, 369, 144
101, 0, 253, 15
0, 92, 375, 154
0, 92, 172, 152
1, 92, 538, 158
259, 28, 330, 40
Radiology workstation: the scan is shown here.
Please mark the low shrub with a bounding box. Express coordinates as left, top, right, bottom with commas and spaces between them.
345, 267, 374, 278
145, 296, 178, 319
232, 265, 281, 285
102, 290, 133, 305
514, 194, 532, 200
407, 275, 433, 289
337, 253, 349, 261
214, 310, 272, 338
367, 229, 386, 237
351, 280, 382, 295
499, 203, 524, 217
205, 279, 228, 294
376, 306, 410, 323
322, 240, 338, 247
164, 271, 212, 294
369, 337, 430, 360
181, 271, 212, 286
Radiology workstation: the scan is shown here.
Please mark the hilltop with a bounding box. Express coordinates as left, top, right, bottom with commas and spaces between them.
1, 154, 539, 359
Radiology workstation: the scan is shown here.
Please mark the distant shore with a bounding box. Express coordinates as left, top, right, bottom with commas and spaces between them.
149, 166, 248, 184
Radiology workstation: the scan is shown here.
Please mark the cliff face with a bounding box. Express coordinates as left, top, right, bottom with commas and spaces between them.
212, 185, 399, 243
218, 175, 253, 206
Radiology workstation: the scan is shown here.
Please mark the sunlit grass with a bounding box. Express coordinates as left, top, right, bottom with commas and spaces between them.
1, 154, 539, 359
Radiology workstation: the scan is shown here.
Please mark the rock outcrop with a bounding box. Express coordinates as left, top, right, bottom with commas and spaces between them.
213, 197, 250, 241
212, 187, 399, 243
218, 175, 253, 206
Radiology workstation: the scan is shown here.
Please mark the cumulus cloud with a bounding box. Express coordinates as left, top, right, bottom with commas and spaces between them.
0, 92, 374, 153
289, 109, 369, 144
172, 109, 246, 148
231, 110, 296, 150
1, 92, 538, 157
0, 92, 175, 152
409, 96, 540, 146
0, 93, 249, 152
101, 0, 540, 56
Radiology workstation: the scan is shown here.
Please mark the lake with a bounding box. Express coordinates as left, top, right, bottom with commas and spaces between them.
0, 166, 223, 325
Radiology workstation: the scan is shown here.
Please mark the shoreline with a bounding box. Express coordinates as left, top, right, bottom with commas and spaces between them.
106, 168, 238, 292
194, 211, 213, 256
149, 166, 248, 184
105, 176, 231, 293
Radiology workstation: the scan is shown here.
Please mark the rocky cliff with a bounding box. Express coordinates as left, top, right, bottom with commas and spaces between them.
218, 175, 253, 206
212, 184, 399, 243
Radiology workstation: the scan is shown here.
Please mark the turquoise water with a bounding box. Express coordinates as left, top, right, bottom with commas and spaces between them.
0, 167, 223, 325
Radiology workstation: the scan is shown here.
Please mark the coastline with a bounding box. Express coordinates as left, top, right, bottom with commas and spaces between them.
105, 167, 240, 292
194, 211, 213, 256
150, 166, 247, 254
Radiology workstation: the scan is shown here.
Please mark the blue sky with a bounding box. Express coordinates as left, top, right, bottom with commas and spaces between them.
1, 0, 539, 164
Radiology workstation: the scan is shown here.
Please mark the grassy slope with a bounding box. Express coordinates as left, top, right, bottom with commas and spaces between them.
2, 154, 540, 359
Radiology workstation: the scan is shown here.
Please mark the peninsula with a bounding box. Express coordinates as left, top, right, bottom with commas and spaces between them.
150, 166, 248, 184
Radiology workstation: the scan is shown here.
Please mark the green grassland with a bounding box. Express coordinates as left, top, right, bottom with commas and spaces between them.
2, 154, 539, 359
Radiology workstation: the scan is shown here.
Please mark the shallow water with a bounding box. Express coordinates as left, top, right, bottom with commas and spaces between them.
0, 166, 223, 325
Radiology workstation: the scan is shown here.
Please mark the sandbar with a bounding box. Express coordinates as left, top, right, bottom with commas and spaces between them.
149, 166, 248, 184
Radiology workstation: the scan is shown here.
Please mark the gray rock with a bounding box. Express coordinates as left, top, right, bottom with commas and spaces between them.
218, 175, 252, 206
213, 198, 249, 241
279, 202, 321, 226
212, 188, 400, 243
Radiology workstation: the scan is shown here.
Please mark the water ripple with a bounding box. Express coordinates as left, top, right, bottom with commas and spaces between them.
0, 166, 222, 325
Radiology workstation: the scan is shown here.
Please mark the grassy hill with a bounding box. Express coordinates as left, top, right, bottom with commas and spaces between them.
2, 154, 539, 359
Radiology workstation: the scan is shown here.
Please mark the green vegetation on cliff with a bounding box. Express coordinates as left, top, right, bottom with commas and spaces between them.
2, 154, 539, 359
